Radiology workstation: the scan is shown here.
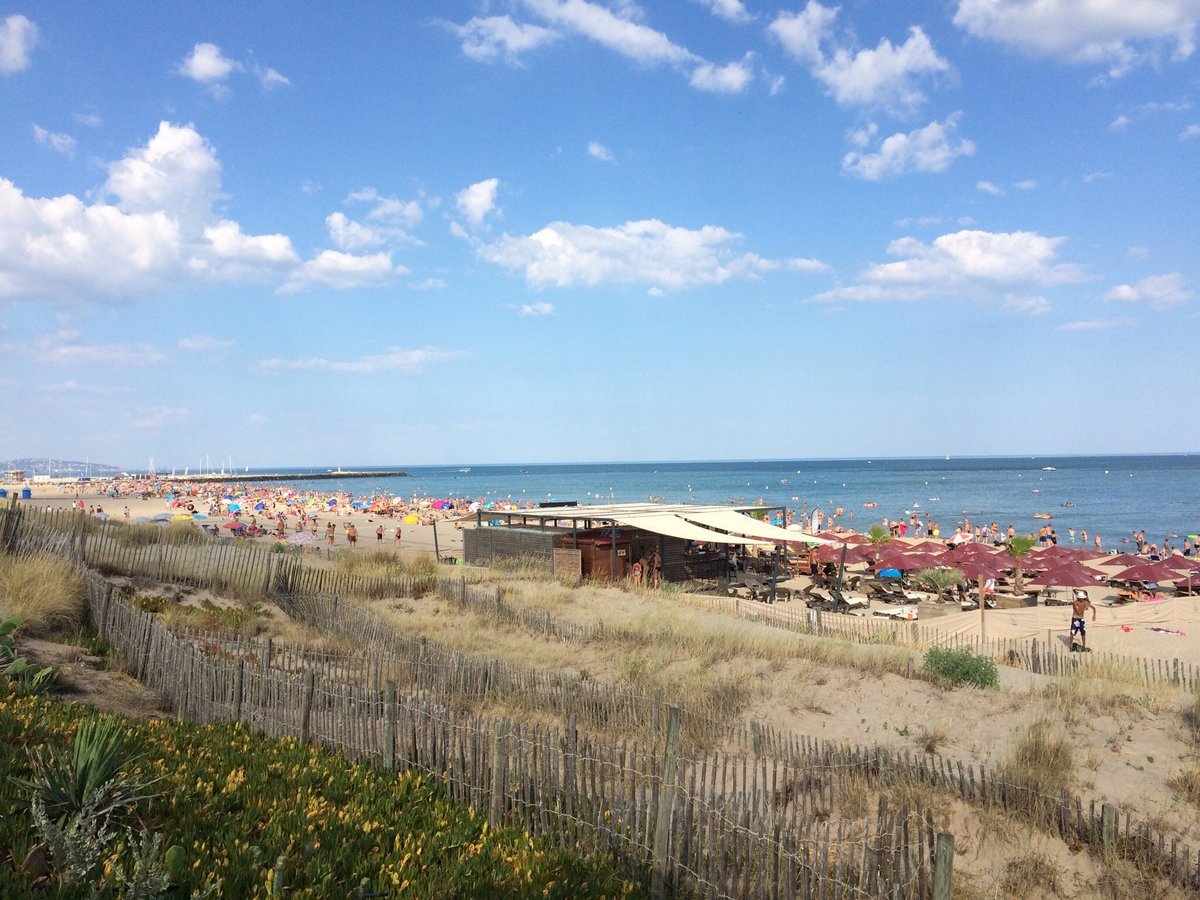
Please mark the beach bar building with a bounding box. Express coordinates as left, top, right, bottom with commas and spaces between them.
461, 502, 830, 583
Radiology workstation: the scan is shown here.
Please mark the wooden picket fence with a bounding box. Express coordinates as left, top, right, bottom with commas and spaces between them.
116, 575, 1200, 895
84, 573, 940, 899
8, 503, 1197, 694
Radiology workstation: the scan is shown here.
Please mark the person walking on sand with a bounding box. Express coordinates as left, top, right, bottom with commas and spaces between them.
326, 521, 336, 547
376, 524, 384, 544
347, 523, 358, 548
1069, 593, 1096, 652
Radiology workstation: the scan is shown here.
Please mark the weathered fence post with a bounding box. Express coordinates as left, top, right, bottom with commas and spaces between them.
489, 719, 507, 827
384, 680, 397, 770
650, 705, 682, 900
933, 832, 954, 900
99, 584, 113, 638
300, 670, 315, 744
232, 659, 244, 722
1102, 802, 1118, 851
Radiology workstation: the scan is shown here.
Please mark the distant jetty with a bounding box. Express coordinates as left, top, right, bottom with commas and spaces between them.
172, 470, 409, 484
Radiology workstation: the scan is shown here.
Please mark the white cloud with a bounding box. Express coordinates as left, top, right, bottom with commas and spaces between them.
31, 332, 166, 367
817, 27, 948, 111
33, 124, 77, 157
280, 250, 403, 294
953, 0, 1199, 77
689, 56, 754, 93
413, 277, 447, 290
198, 220, 298, 280
0, 121, 398, 304
256, 66, 290, 90
1058, 317, 1132, 332
1082, 170, 1112, 183
0, 14, 38, 75
465, 0, 750, 94
178, 335, 236, 351
176, 42, 288, 95
106, 121, 223, 233
524, 0, 695, 67
694, 0, 751, 24
344, 188, 424, 233
976, 180, 1003, 195
1182, 123, 1200, 140
842, 114, 975, 180
1002, 295, 1050, 314
452, 15, 560, 63
520, 301, 556, 316
811, 229, 1085, 303
769, 3, 838, 66
1109, 114, 1132, 131
1105, 272, 1192, 309
1014, 179, 1038, 191
456, 178, 500, 227
255, 346, 466, 375
73, 108, 103, 128
587, 141, 613, 161
477, 218, 826, 290
176, 42, 242, 95
771, 4, 948, 111
326, 212, 385, 251
1127, 245, 1151, 259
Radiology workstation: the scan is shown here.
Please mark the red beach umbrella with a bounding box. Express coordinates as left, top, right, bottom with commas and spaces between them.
873, 551, 945, 571
1028, 561, 1106, 587
1094, 553, 1143, 568
954, 559, 1003, 581
1112, 561, 1187, 583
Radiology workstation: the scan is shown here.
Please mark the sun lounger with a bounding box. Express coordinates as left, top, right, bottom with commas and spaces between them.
873, 604, 918, 621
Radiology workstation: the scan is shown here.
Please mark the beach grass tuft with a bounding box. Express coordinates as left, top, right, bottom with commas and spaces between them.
1000, 850, 1063, 897
1004, 719, 1073, 798
0, 553, 86, 638
1169, 762, 1200, 805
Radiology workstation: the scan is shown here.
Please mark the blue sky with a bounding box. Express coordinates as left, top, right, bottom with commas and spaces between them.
1, 1, 1198, 469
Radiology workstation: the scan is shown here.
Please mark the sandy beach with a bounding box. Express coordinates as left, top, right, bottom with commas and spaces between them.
5, 480, 465, 559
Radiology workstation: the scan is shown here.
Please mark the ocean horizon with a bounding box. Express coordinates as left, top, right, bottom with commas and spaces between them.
127, 453, 1198, 550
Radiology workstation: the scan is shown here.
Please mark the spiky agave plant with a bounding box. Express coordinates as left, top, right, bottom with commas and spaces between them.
17, 714, 160, 827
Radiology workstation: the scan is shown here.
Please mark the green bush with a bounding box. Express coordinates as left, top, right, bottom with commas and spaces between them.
923, 646, 998, 688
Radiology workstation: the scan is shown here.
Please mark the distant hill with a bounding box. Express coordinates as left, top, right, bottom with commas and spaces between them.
2, 458, 127, 478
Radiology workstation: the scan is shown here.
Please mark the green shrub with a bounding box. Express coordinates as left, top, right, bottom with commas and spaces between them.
0, 616, 58, 697
923, 646, 998, 688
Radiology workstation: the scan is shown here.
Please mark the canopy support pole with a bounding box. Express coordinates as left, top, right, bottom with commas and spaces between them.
611, 521, 618, 585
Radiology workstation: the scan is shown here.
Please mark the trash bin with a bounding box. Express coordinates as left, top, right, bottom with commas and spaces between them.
20, 487, 32, 500
0, 488, 7, 498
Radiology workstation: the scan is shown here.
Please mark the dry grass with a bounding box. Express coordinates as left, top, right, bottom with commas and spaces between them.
1004, 719, 1073, 798
916, 724, 950, 755
1186, 690, 1200, 742
1040, 665, 1176, 724
0, 552, 86, 637
1169, 763, 1200, 805
1000, 850, 1063, 897
333, 548, 440, 579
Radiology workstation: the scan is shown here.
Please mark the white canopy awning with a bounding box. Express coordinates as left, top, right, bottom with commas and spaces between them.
614, 513, 770, 546
681, 509, 833, 545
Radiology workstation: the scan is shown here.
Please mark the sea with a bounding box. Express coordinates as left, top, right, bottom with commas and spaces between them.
222, 455, 1199, 550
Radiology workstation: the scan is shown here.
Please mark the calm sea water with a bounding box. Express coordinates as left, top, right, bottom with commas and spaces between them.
229, 456, 1198, 549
